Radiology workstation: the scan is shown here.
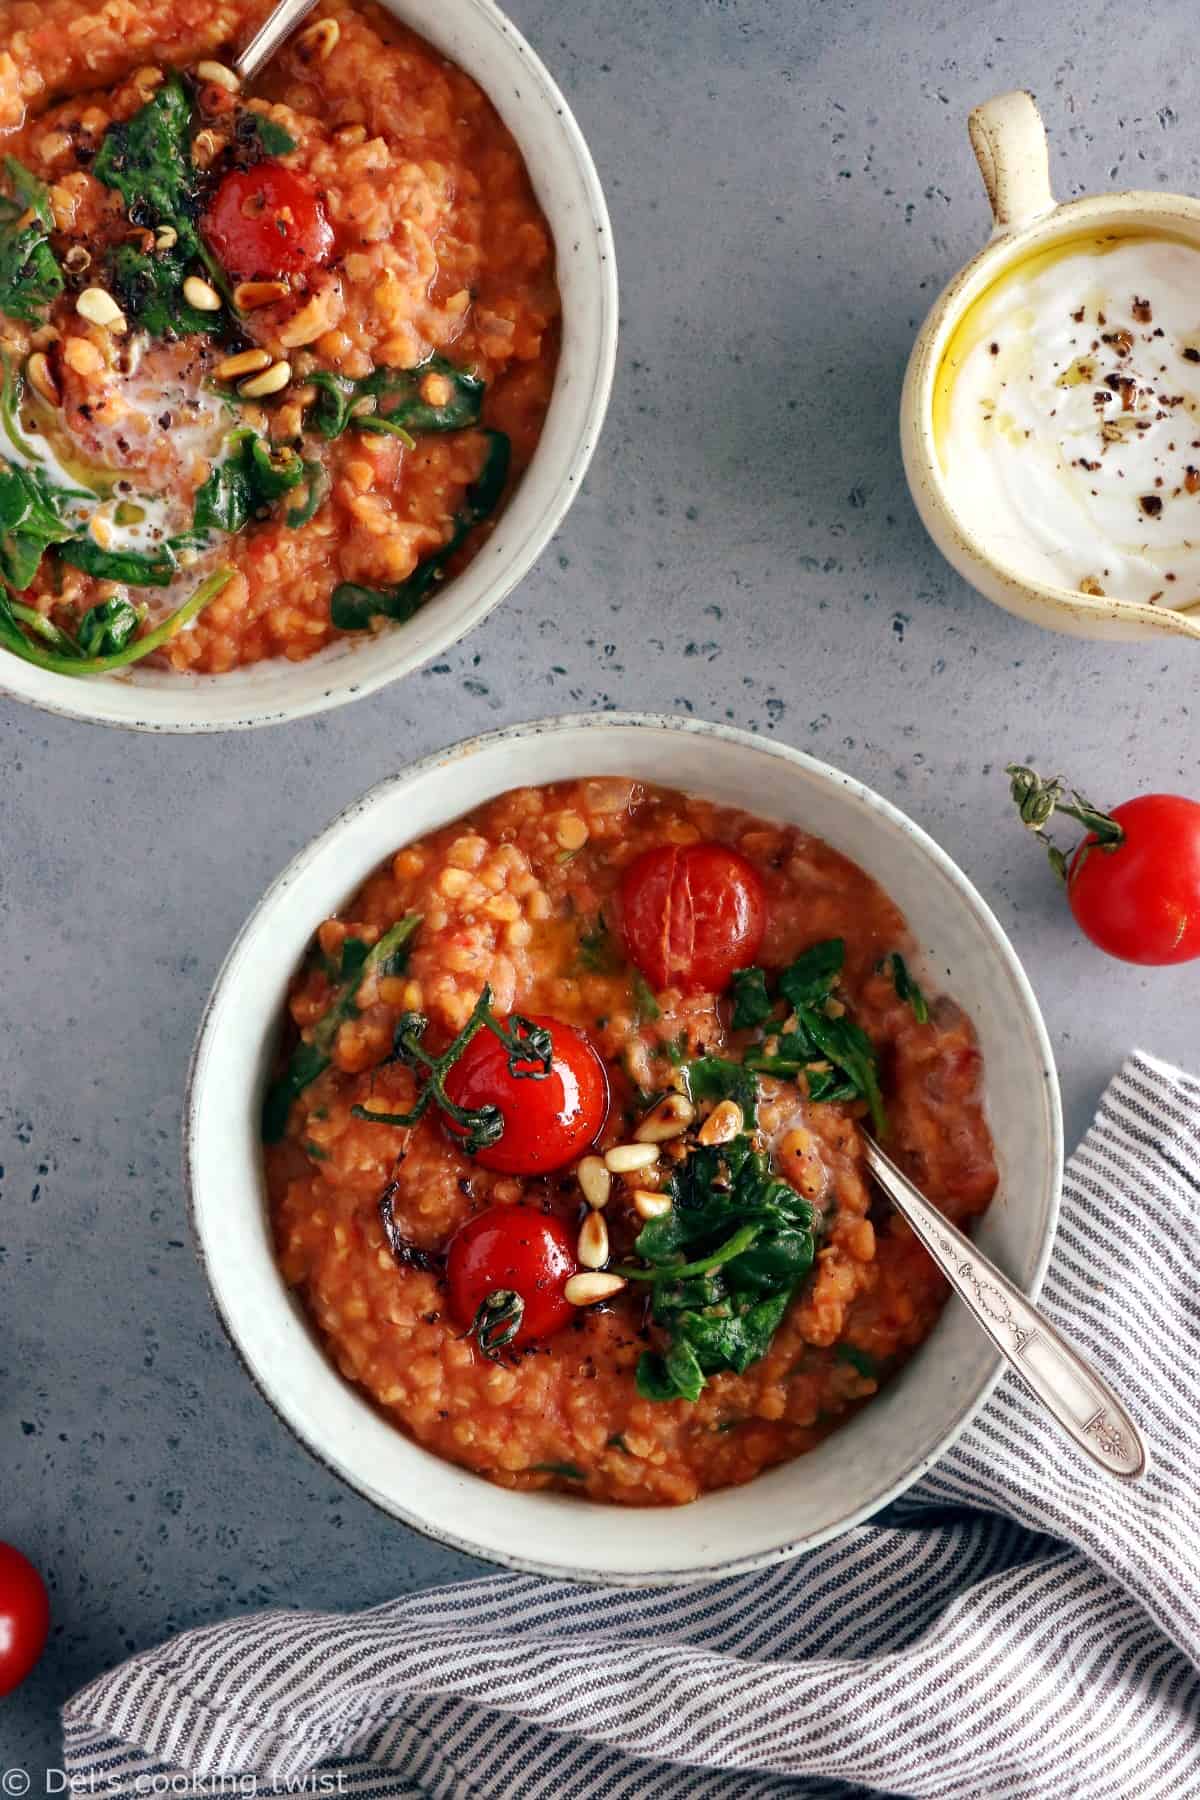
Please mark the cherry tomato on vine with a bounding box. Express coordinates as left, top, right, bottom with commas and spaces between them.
443, 1013, 609, 1174
0, 1542, 49, 1696
447, 1204, 576, 1349
1008, 766, 1200, 965
619, 841, 767, 993
202, 163, 334, 282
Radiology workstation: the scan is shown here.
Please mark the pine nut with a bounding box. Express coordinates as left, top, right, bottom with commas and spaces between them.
76, 287, 126, 330
191, 129, 225, 169
577, 1211, 609, 1270
564, 1272, 625, 1306
576, 1155, 611, 1210
632, 1189, 673, 1220
25, 352, 59, 405
154, 224, 178, 251
196, 59, 240, 92
604, 1143, 659, 1175
697, 1099, 744, 1147
182, 275, 222, 312
634, 1093, 694, 1143
238, 360, 291, 399
555, 812, 588, 851
63, 244, 91, 274
234, 279, 290, 311
217, 348, 272, 380
297, 17, 340, 59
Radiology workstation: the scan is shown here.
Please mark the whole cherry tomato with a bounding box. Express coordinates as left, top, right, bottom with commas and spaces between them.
0, 1542, 49, 1696
619, 841, 767, 993
443, 1013, 609, 1174
202, 162, 334, 282
1009, 766, 1200, 965
447, 1204, 576, 1348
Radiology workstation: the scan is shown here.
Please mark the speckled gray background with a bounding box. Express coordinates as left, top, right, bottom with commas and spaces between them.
2, 0, 1198, 1779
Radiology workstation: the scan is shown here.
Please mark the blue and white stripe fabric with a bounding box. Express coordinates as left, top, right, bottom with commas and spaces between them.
64, 1053, 1200, 1799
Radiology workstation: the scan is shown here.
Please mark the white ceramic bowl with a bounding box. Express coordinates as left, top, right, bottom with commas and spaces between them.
186, 714, 1063, 1585
0, 0, 617, 731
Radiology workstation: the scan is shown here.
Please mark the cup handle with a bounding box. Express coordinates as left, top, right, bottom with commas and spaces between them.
968, 91, 1056, 233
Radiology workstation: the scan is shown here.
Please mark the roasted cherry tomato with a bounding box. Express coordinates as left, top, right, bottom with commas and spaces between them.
1009, 766, 1200, 965
447, 1204, 576, 1348
202, 162, 334, 282
0, 1542, 49, 1696
443, 1013, 609, 1174
619, 841, 767, 993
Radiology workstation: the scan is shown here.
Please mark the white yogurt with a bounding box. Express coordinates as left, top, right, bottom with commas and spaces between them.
934, 233, 1200, 608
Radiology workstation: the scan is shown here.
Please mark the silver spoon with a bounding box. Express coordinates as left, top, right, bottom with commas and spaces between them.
235, 0, 322, 83
864, 1136, 1147, 1482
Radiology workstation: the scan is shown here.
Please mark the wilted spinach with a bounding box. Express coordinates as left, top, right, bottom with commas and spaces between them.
620, 1111, 817, 1403
262, 913, 423, 1142
0, 565, 233, 677
306, 355, 483, 442
76, 596, 140, 656
193, 429, 308, 536
735, 940, 887, 1135
888, 952, 929, 1024
0, 158, 64, 323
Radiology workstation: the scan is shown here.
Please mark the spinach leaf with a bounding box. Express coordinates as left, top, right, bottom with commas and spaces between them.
109, 242, 218, 341
286, 461, 328, 529
244, 115, 297, 157
682, 1055, 758, 1123
76, 596, 140, 656
801, 1009, 886, 1137
0, 564, 233, 677
779, 939, 844, 1010
622, 1096, 817, 1403
262, 914, 422, 1142
0, 461, 74, 589
889, 952, 929, 1024
59, 538, 178, 587
530, 1461, 586, 1479
95, 75, 223, 338
193, 430, 308, 536
730, 966, 773, 1030
5, 597, 80, 656
0, 158, 64, 323
330, 429, 510, 631
307, 355, 483, 441
835, 1344, 879, 1379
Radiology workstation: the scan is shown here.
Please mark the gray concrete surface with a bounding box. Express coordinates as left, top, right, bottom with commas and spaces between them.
2, 0, 1198, 1781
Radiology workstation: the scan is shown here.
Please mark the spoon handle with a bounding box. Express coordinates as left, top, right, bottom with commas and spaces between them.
235, 0, 322, 81
863, 1138, 1147, 1482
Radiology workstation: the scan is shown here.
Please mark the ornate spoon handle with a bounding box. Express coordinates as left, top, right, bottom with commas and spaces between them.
863, 1137, 1147, 1482
235, 0, 322, 82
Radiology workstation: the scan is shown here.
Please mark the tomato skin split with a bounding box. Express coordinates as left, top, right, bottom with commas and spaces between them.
619, 842, 767, 993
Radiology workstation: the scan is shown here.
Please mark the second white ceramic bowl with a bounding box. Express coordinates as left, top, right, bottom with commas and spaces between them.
186, 714, 1063, 1584
0, 0, 618, 730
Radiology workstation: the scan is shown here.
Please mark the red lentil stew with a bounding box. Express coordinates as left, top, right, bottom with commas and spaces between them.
0, 0, 558, 675
265, 779, 998, 1506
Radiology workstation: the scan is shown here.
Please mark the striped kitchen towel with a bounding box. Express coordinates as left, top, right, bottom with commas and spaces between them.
64, 1051, 1200, 1799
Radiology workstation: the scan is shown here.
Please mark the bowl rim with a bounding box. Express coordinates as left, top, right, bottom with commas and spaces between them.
184, 711, 1064, 1584
0, 0, 620, 731
900, 189, 1200, 642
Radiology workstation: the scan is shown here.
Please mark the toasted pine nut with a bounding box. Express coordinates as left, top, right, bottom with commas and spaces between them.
632, 1189, 673, 1220
154, 224, 178, 251
88, 510, 114, 549
234, 279, 290, 311
217, 347, 272, 380
577, 1212, 609, 1270
25, 352, 59, 405
63, 244, 91, 274
604, 1143, 659, 1175
191, 129, 226, 169
697, 1099, 744, 1147
76, 287, 126, 330
564, 1272, 625, 1306
195, 59, 240, 91
555, 812, 589, 851
576, 1155, 611, 1210
238, 360, 291, 398
182, 275, 222, 313
297, 16, 340, 59
132, 66, 165, 90
634, 1093, 694, 1143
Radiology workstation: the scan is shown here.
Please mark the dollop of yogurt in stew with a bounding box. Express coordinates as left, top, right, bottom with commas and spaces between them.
935, 233, 1200, 609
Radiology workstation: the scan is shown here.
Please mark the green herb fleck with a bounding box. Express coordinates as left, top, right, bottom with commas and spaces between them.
531, 1461, 586, 1479
888, 952, 929, 1024
631, 969, 660, 1022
